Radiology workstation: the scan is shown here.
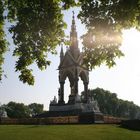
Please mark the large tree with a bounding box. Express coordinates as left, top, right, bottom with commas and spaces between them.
84, 88, 140, 119
3, 102, 44, 118
28, 103, 44, 117
5, 101, 30, 118
0, 0, 140, 85
78, 0, 140, 69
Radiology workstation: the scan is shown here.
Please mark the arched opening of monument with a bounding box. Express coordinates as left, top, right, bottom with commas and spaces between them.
78, 78, 84, 97
64, 78, 71, 103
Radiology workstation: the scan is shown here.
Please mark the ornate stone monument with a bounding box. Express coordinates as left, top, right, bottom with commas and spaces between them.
48, 12, 103, 123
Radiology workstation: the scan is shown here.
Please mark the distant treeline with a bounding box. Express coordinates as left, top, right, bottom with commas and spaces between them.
1, 88, 140, 119
82, 88, 140, 119
0, 102, 44, 118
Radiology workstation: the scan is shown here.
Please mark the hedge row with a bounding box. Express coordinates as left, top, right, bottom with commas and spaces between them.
103, 115, 122, 124
0, 115, 124, 125
0, 116, 79, 125
121, 120, 140, 131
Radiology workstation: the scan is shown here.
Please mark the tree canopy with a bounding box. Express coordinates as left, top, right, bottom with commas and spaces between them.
3, 102, 44, 118
28, 103, 44, 117
0, 0, 140, 85
1, 91, 140, 119
82, 88, 140, 119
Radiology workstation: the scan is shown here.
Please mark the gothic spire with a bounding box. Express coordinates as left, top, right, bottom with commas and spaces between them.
71, 11, 76, 32
60, 44, 64, 62
70, 11, 80, 57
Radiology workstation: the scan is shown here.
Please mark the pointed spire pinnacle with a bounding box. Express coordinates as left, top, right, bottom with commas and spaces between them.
71, 11, 76, 33
72, 11, 74, 17
72, 11, 75, 26
60, 43, 64, 62
70, 11, 79, 57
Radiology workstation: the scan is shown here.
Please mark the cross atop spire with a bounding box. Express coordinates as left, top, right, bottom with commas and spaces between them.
72, 11, 74, 16
72, 11, 75, 24
71, 11, 76, 32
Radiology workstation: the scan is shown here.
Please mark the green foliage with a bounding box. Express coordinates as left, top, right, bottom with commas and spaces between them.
0, 0, 8, 81
0, 125, 140, 140
78, 0, 140, 69
84, 88, 140, 119
61, 0, 77, 9
19, 69, 34, 85
28, 103, 44, 117
6, 0, 67, 85
5, 101, 30, 118
0, 0, 140, 84
4, 101, 44, 118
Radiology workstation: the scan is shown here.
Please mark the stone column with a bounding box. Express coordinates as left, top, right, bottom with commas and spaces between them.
74, 69, 79, 96
84, 82, 88, 102
70, 84, 74, 95
58, 81, 65, 104
74, 77, 79, 96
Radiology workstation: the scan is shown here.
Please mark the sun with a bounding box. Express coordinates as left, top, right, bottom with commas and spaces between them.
122, 28, 140, 47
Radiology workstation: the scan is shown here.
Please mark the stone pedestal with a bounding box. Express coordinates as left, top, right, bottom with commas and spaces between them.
48, 95, 104, 123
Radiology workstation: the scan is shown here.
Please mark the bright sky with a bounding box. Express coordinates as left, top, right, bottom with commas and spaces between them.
0, 8, 140, 110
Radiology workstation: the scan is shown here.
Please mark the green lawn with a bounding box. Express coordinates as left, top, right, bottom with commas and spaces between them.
0, 125, 140, 140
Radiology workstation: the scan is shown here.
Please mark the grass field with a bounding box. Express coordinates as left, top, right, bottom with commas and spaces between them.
0, 124, 140, 140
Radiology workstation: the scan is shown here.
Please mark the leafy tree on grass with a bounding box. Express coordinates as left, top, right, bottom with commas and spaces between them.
4, 102, 44, 118
5, 101, 30, 118
28, 103, 44, 117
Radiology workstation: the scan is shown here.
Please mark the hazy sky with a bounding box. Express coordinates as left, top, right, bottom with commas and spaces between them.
0, 8, 140, 110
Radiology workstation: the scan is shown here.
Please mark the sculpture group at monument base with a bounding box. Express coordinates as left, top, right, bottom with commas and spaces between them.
50, 100, 100, 112
35, 97, 104, 124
